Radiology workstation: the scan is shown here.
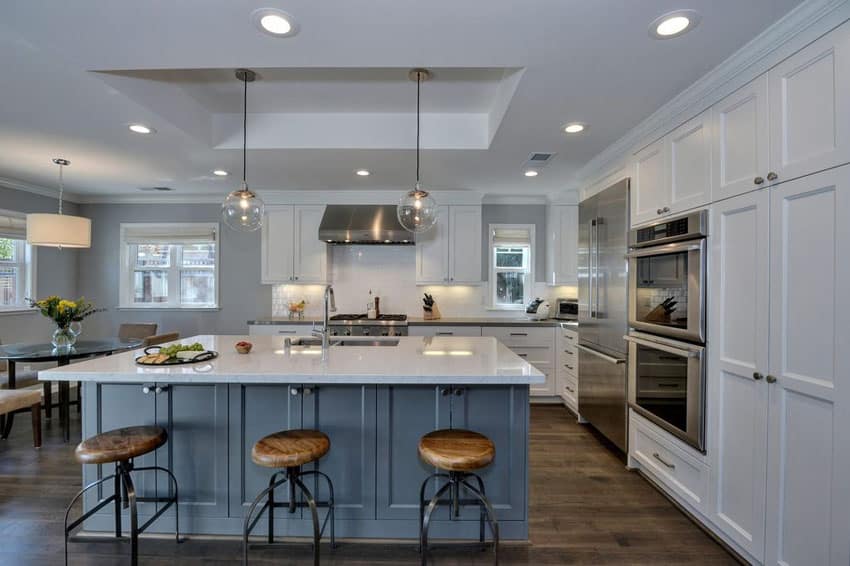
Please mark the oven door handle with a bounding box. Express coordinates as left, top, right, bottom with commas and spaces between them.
576, 344, 626, 364
624, 333, 702, 358
626, 241, 703, 258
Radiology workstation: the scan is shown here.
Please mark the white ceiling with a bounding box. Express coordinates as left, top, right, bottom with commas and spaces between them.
0, 0, 804, 199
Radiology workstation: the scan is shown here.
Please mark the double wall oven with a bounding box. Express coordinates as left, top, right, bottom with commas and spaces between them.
626, 210, 707, 451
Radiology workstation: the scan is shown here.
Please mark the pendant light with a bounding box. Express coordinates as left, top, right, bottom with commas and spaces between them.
222, 69, 265, 232
397, 68, 438, 234
26, 158, 91, 248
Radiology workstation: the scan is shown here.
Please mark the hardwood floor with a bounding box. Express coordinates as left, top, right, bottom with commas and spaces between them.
0, 405, 737, 565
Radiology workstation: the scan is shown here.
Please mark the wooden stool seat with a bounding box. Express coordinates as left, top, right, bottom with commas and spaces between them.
418, 429, 495, 472
252, 429, 330, 468
75, 425, 167, 465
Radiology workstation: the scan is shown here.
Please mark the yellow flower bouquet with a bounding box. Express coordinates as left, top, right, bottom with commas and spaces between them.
27, 296, 104, 329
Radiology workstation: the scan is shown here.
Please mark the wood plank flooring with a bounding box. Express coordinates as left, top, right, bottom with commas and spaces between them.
0, 405, 737, 565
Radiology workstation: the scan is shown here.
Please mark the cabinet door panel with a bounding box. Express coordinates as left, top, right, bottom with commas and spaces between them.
552, 206, 578, 285
449, 206, 482, 283
376, 386, 441, 519
415, 206, 449, 284
261, 206, 294, 283
293, 205, 328, 283
301, 385, 376, 520
443, 386, 527, 521
632, 138, 669, 226
708, 191, 770, 559
765, 167, 850, 566
712, 74, 770, 201
229, 385, 300, 520
769, 23, 850, 183
669, 109, 712, 213
157, 384, 229, 518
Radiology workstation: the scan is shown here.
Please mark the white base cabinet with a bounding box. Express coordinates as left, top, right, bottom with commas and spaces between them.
555, 326, 579, 413
482, 326, 555, 397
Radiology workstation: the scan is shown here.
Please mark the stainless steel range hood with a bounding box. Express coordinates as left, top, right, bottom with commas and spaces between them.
318, 205, 414, 245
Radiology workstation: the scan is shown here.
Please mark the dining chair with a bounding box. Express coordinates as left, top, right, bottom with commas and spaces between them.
118, 323, 158, 341
143, 332, 180, 347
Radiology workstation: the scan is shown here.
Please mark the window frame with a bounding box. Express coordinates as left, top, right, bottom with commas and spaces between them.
488, 223, 534, 310
0, 209, 37, 315
118, 222, 220, 310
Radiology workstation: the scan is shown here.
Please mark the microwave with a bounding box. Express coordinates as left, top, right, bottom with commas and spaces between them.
554, 298, 578, 320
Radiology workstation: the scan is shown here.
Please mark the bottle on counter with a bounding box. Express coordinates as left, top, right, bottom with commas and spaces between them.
367, 289, 377, 319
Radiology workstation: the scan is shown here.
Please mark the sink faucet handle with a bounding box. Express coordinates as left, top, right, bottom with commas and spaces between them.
328, 285, 337, 313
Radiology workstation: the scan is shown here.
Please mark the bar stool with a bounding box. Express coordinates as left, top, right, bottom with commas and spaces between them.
418, 428, 499, 565
243, 429, 336, 566
64, 425, 179, 566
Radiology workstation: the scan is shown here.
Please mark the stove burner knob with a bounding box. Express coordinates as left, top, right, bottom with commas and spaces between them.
363, 329, 370, 336
344, 329, 351, 336
382, 330, 389, 336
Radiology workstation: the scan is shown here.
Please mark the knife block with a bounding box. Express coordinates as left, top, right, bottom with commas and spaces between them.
423, 304, 442, 320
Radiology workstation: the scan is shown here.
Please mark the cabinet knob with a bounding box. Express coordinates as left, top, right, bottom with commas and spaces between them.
657, 208, 663, 215
440, 387, 451, 396
753, 372, 764, 381
454, 388, 465, 397
754, 176, 765, 185
303, 387, 313, 396
663, 206, 670, 213
290, 387, 301, 396
142, 385, 152, 394
766, 172, 778, 182
766, 374, 778, 384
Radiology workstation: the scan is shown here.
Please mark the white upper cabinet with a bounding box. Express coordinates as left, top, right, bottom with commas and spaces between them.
708, 190, 770, 561
631, 137, 669, 226
764, 166, 850, 566
416, 205, 481, 285
769, 22, 850, 185
669, 109, 712, 213
631, 110, 712, 227
448, 205, 482, 284
261, 205, 330, 284
712, 74, 770, 201
546, 205, 578, 286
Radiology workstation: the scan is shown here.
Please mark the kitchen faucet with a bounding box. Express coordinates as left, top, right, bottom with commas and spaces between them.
312, 285, 337, 349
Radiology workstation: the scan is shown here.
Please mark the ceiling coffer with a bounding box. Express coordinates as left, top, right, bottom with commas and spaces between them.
318, 205, 414, 245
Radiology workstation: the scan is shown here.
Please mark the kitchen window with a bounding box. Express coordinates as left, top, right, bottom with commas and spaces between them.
119, 223, 219, 309
0, 212, 36, 313
489, 224, 534, 310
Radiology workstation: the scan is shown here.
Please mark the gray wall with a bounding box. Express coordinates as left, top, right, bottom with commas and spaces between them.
0, 185, 80, 344
480, 204, 546, 282
76, 203, 271, 339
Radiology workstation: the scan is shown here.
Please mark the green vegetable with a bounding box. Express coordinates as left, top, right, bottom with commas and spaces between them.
159, 342, 205, 358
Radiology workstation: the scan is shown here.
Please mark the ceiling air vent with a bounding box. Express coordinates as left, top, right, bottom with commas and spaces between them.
524, 152, 556, 169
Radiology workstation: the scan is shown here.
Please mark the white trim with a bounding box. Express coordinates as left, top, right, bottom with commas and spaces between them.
570, 0, 850, 193
0, 306, 38, 316
0, 177, 83, 204
118, 222, 220, 310
488, 223, 535, 310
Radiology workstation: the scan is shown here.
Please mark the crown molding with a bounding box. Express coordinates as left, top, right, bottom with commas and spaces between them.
0, 176, 83, 204
574, 0, 850, 188
482, 194, 549, 205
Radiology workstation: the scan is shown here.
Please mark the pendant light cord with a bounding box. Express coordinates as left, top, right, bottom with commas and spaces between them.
242, 75, 248, 185
416, 71, 421, 186
58, 163, 64, 215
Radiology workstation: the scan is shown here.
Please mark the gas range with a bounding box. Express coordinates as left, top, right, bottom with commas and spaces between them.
329, 314, 408, 336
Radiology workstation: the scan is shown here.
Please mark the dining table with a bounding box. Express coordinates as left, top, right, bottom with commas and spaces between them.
0, 338, 143, 442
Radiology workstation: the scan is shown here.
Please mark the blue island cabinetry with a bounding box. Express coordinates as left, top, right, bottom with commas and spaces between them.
80, 382, 530, 540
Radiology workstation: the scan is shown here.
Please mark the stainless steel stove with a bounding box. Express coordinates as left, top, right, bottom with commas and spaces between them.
329, 314, 408, 336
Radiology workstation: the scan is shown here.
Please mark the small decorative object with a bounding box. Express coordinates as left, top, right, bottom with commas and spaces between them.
27, 296, 104, 352
422, 293, 441, 321
288, 299, 306, 320
235, 340, 253, 354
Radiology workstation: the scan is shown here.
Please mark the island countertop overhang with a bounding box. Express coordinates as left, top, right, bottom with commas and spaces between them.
38, 335, 545, 385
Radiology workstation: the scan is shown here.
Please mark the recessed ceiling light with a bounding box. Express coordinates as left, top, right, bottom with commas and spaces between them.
649, 10, 701, 39
524, 170, 539, 177
128, 123, 155, 134
252, 8, 298, 37
564, 123, 586, 134
213, 169, 229, 177
355, 169, 371, 176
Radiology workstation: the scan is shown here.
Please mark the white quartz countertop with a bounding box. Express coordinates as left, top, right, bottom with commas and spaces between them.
39, 335, 545, 385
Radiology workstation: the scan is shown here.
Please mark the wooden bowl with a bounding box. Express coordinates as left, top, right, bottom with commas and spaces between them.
235, 343, 253, 354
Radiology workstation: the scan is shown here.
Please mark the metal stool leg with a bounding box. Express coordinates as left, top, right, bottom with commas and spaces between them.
243, 474, 289, 566
120, 464, 139, 566
299, 469, 337, 549
417, 473, 450, 553
292, 474, 321, 566
114, 469, 122, 538
461, 478, 499, 565
420, 480, 453, 566
64, 474, 116, 566
467, 473, 487, 546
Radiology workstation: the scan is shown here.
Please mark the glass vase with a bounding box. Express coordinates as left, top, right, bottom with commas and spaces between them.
52, 325, 77, 353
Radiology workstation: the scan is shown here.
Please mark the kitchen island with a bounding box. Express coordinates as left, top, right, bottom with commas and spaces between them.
40, 335, 542, 540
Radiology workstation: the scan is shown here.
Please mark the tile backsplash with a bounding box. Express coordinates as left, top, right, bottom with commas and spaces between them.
271, 245, 576, 318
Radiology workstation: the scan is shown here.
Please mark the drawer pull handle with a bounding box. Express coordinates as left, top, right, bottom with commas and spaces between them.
436, 332, 454, 336
510, 333, 528, 336
517, 353, 528, 358
564, 364, 574, 370
657, 383, 679, 388
564, 349, 574, 355
652, 452, 676, 470
278, 330, 297, 334
565, 335, 575, 340
565, 385, 575, 393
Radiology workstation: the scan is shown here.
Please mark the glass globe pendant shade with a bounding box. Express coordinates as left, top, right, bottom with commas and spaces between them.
221, 181, 264, 232
397, 184, 438, 233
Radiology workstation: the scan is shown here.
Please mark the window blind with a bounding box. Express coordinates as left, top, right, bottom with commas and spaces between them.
122, 223, 217, 245
0, 213, 27, 240
491, 226, 531, 245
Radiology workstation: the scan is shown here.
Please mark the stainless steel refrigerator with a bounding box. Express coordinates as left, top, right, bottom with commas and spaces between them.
577, 178, 630, 452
